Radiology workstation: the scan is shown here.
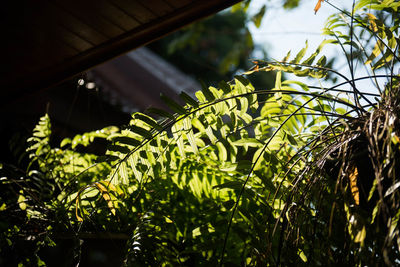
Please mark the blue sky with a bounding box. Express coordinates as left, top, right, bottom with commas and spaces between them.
249, 0, 353, 60
246, 0, 383, 100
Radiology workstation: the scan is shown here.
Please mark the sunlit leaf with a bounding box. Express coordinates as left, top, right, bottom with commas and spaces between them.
172, 124, 186, 158
298, 249, 308, 262
118, 161, 129, 184
274, 71, 283, 106
216, 141, 228, 161
17, 192, 27, 211
251, 5, 266, 28
365, 39, 384, 65
292, 41, 308, 63
354, 226, 366, 244
183, 117, 198, 154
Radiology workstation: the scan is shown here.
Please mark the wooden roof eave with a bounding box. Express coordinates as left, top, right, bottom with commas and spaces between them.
1, 0, 241, 105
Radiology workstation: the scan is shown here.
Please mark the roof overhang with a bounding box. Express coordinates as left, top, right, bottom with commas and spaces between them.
1, 0, 241, 103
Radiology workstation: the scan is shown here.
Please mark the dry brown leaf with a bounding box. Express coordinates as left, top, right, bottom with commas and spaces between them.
314, 0, 324, 14
95, 182, 117, 216
349, 165, 360, 205
75, 196, 83, 222
366, 13, 378, 32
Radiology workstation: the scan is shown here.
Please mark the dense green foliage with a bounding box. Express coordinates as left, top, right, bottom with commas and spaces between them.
1, 0, 400, 266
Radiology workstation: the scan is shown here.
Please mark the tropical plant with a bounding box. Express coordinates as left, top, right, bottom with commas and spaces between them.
1, 0, 400, 266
